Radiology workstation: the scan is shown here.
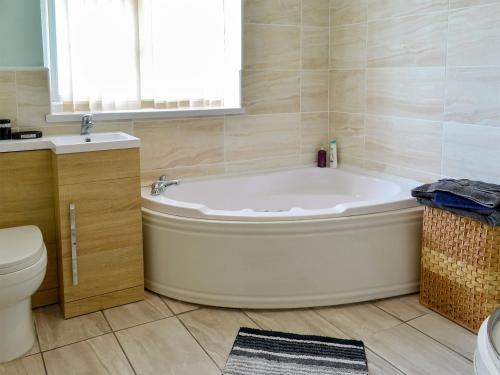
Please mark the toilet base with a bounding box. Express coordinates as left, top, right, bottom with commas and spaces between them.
0, 298, 36, 363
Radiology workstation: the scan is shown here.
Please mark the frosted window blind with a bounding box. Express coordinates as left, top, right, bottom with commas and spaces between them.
51, 0, 241, 113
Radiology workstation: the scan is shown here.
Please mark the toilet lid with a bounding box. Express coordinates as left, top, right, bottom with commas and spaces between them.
0, 225, 45, 275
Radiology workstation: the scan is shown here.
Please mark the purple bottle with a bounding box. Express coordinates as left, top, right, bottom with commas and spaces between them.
317, 148, 327, 168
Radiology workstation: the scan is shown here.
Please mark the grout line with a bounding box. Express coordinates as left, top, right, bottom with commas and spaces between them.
441, 0, 451, 178
370, 301, 426, 324
404, 322, 473, 363
241, 310, 265, 331
177, 314, 222, 371
111, 314, 177, 334
298, 0, 304, 156
32, 322, 49, 375
172, 307, 202, 317
40, 331, 111, 354
362, 0, 369, 169
327, 0, 331, 144
101, 312, 139, 375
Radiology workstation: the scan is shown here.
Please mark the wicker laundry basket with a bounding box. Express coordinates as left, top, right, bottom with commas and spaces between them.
420, 206, 500, 332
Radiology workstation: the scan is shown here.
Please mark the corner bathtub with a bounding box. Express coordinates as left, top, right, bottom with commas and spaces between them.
142, 167, 423, 308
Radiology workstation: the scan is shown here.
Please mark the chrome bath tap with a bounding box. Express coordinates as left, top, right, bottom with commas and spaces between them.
80, 114, 93, 135
150, 176, 180, 196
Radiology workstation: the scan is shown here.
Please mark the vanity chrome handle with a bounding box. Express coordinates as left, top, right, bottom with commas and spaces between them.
69, 203, 79, 286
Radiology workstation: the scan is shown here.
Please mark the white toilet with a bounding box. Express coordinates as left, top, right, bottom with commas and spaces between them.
0, 225, 47, 363
475, 308, 500, 375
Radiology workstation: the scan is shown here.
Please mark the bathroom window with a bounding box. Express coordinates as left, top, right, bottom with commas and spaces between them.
44, 0, 242, 121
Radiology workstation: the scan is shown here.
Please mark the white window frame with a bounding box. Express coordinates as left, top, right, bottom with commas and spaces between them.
41, 0, 244, 123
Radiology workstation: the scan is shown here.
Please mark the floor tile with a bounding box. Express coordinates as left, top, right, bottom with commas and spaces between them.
0, 354, 46, 375
25, 335, 41, 356
365, 350, 404, 375
161, 296, 201, 315
179, 308, 258, 368
408, 312, 477, 360
115, 317, 220, 375
245, 308, 348, 338
364, 324, 473, 374
315, 303, 401, 340
104, 290, 173, 331
245, 308, 403, 374
43, 333, 134, 375
374, 294, 431, 321
34, 305, 111, 351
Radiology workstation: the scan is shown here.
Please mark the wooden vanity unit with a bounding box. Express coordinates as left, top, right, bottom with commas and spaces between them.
53, 149, 144, 318
0, 138, 144, 318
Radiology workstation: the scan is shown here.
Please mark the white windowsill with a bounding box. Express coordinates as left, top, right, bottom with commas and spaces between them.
45, 107, 245, 123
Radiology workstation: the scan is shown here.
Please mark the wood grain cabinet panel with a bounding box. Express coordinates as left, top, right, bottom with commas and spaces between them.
53, 149, 144, 318
0, 150, 58, 307
53, 148, 140, 185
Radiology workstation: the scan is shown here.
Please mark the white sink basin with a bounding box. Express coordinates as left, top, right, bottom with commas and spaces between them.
51, 132, 140, 154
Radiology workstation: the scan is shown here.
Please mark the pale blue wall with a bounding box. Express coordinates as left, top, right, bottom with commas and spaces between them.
0, 0, 44, 67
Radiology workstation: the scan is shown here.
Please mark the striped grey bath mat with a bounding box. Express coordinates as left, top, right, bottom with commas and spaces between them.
223, 327, 368, 375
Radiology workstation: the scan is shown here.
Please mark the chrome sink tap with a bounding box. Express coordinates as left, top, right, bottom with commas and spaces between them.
150, 175, 180, 196
80, 114, 93, 135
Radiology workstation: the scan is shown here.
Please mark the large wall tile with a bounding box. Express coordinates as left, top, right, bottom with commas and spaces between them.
447, 4, 500, 66
141, 164, 225, 185
301, 27, 329, 69
300, 112, 329, 163
133, 117, 224, 171
365, 160, 440, 182
367, 13, 447, 67
0, 71, 17, 126
42, 120, 134, 136
365, 115, 443, 175
330, 25, 367, 69
329, 70, 366, 112
225, 114, 300, 162
15, 70, 50, 129
329, 112, 365, 166
243, 70, 300, 114
330, 0, 367, 27
445, 67, 500, 126
301, 71, 329, 112
449, 0, 500, 9
244, 24, 300, 70
367, 67, 445, 120
443, 122, 500, 184
225, 155, 301, 173
302, 0, 330, 27
367, 0, 448, 21
244, 0, 300, 25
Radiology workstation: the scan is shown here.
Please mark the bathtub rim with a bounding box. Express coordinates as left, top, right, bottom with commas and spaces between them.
141, 166, 422, 222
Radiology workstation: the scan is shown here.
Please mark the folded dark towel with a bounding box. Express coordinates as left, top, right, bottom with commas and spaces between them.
434, 191, 493, 212
412, 179, 500, 209
412, 179, 500, 226
416, 197, 500, 226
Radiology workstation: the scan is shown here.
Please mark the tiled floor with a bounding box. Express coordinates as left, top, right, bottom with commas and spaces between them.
1, 291, 476, 375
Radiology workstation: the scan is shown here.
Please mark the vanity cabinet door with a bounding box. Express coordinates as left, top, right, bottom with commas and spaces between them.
57, 177, 143, 301
53, 149, 144, 318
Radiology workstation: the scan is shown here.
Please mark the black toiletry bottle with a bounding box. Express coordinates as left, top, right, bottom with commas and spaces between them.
317, 148, 327, 168
0, 119, 11, 140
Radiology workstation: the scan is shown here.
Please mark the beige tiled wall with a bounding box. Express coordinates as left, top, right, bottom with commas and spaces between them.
329, 0, 500, 183
2, 0, 499, 185
0, 0, 330, 183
